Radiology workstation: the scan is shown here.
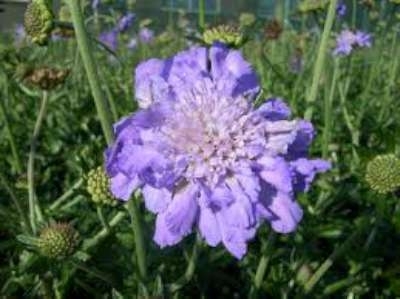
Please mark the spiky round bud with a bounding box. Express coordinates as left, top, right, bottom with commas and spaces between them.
203, 25, 244, 48
366, 154, 400, 194
38, 223, 79, 259
24, 0, 54, 45
24, 67, 69, 90
86, 166, 116, 206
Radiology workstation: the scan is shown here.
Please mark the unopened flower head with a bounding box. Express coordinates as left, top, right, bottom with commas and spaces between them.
366, 154, 400, 194
24, 66, 69, 90
105, 44, 330, 258
86, 166, 117, 206
333, 29, 372, 56
203, 25, 244, 48
38, 222, 79, 259
24, 0, 54, 45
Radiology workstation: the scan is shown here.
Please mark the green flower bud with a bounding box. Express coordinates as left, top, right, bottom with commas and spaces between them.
58, 5, 71, 22
38, 223, 79, 259
298, 0, 328, 13
203, 25, 244, 48
86, 166, 116, 206
24, 0, 54, 45
366, 154, 400, 194
239, 12, 256, 28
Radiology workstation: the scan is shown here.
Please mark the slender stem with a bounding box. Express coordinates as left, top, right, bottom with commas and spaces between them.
304, 0, 338, 120
0, 85, 22, 173
249, 231, 276, 299
97, 206, 110, 231
67, 0, 114, 145
304, 220, 368, 293
168, 235, 200, 293
28, 91, 49, 234
198, 0, 205, 30
0, 173, 29, 233
322, 59, 340, 159
82, 211, 126, 251
126, 198, 148, 280
48, 178, 84, 212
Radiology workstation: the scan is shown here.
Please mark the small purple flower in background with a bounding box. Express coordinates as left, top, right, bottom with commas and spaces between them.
333, 29, 372, 56
92, 0, 100, 10
117, 13, 135, 33
127, 37, 138, 50
336, 2, 347, 17
99, 29, 118, 51
105, 44, 330, 259
139, 27, 154, 44
14, 24, 26, 45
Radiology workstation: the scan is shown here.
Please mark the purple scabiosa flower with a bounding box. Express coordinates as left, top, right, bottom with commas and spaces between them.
333, 29, 355, 55
336, 2, 347, 17
139, 27, 154, 44
117, 13, 135, 33
99, 29, 118, 51
105, 44, 330, 259
333, 29, 372, 56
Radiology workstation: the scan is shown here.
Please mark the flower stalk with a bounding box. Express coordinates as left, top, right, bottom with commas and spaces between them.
304, 0, 338, 120
28, 90, 48, 234
126, 197, 148, 281
66, 0, 114, 145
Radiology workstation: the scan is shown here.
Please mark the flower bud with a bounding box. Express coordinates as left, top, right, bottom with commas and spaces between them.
38, 223, 79, 259
24, 0, 54, 45
203, 25, 244, 48
86, 166, 116, 206
24, 66, 69, 90
366, 154, 400, 194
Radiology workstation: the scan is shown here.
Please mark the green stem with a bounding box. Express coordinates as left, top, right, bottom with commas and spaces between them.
0, 81, 22, 173
0, 173, 29, 233
168, 235, 200, 293
67, 0, 114, 145
82, 211, 126, 251
249, 231, 276, 299
97, 206, 110, 231
304, 0, 338, 120
303, 220, 368, 293
126, 198, 148, 281
48, 178, 84, 212
322, 59, 340, 159
198, 0, 205, 30
28, 91, 49, 234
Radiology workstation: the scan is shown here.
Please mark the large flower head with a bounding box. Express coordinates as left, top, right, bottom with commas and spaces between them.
105, 44, 330, 258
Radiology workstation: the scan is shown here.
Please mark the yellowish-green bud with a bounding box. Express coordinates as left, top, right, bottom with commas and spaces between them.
203, 25, 244, 48
366, 154, 400, 194
298, 0, 328, 13
38, 223, 79, 259
86, 166, 117, 206
24, 0, 54, 45
58, 5, 71, 22
239, 12, 256, 28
